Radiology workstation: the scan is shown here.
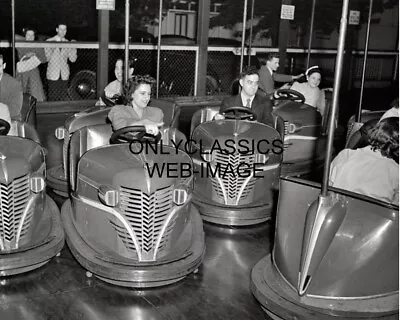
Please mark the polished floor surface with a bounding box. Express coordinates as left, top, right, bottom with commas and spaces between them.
0, 112, 274, 320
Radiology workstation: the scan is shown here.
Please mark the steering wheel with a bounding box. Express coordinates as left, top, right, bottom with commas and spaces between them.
101, 92, 124, 107
110, 126, 162, 145
0, 119, 10, 136
222, 106, 257, 121
274, 89, 305, 104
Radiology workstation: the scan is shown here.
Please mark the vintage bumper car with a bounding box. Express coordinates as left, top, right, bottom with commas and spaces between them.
0, 120, 64, 276
46, 97, 178, 198
61, 122, 205, 287
251, 176, 399, 319
272, 89, 329, 177
189, 106, 283, 226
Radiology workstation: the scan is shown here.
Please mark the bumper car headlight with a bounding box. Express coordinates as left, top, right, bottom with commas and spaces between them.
30, 174, 45, 193
201, 150, 214, 162
98, 185, 119, 207
256, 154, 269, 164
173, 187, 188, 206
55, 126, 65, 140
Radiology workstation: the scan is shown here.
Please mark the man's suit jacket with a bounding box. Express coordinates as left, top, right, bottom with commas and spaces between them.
45, 36, 77, 81
258, 65, 293, 95
0, 73, 23, 120
220, 94, 274, 127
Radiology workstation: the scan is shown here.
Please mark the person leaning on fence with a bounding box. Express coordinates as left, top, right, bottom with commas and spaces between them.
258, 52, 303, 98
215, 66, 274, 127
16, 27, 47, 102
0, 54, 23, 121
329, 117, 399, 205
108, 75, 164, 135
45, 23, 77, 101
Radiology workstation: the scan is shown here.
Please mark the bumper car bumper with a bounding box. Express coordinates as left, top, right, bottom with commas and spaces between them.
193, 191, 273, 226
0, 196, 65, 276
251, 254, 398, 320
47, 165, 69, 197
61, 200, 205, 288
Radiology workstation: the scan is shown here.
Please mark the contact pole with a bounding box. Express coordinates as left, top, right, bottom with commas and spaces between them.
156, 0, 163, 98
306, 0, 316, 69
124, 0, 130, 85
11, 0, 15, 77
239, 0, 248, 73
356, 0, 374, 122
321, 0, 349, 196
247, 0, 255, 67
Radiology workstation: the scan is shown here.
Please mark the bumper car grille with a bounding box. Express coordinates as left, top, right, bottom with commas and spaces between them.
212, 151, 256, 205
283, 121, 290, 150
62, 128, 70, 179
111, 185, 175, 261
0, 174, 32, 251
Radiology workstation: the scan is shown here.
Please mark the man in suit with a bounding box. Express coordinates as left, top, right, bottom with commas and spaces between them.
45, 23, 77, 101
0, 54, 23, 121
258, 52, 303, 97
216, 66, 274, 127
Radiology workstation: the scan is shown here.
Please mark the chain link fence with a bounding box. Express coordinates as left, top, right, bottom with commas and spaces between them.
0, 41, 398, 102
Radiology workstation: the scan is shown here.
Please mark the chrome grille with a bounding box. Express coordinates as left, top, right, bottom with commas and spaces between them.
62, 128, 70, 179
110, 185, 176, 260
283, 121, 290, 150
0, 174, 32, 250
212, 151, 256, 205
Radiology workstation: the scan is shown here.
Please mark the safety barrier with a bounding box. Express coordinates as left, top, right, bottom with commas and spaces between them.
0, 41, 397, 102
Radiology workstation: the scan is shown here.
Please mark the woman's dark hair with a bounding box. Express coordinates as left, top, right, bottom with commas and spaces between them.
115, 57, 137, 70
296, 65, 323, 83
368, 117, 399, 163
123, 75, 156, 104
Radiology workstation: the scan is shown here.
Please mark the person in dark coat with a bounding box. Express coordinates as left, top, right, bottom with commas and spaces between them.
216, 66, 274, 127
0, 54, 23, 120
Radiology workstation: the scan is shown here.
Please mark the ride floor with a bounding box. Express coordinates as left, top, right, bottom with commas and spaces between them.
0, 112, 274, 320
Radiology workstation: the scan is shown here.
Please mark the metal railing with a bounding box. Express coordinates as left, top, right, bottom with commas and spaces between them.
0, 41, 397, 102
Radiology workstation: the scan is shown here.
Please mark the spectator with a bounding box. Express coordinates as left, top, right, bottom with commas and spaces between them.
216, 66, 274, 127
288, 66, 326, 119
45, 23, 77, 101
16, 27, 46, 101
104, 58, 135, 99
108, 75, 164, 135
329, 117, 399, 205
258, 52, 303, 97
0, 54, 23, 121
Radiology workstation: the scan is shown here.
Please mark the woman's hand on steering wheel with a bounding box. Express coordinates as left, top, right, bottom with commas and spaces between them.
145, 123, 163, 136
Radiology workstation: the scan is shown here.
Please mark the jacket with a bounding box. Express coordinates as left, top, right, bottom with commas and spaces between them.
220, 93, 274, 127
45, 36, 77, 81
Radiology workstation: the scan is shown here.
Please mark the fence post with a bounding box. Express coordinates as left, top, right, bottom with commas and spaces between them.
97, 10, 109, 98
196, 0, 210, 96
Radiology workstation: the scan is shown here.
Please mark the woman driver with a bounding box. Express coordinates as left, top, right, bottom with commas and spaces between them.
289, 66, 326, 119
108, 75, 164, 136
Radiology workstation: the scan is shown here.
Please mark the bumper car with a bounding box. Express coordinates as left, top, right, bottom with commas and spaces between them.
272, 89, 329, 177
251, 176, 398, 319
189, 106, 283, 226
251, 6, 398, 315
61, 122, 205, 287
46, 96, 178, 199
0, 120, 64, 276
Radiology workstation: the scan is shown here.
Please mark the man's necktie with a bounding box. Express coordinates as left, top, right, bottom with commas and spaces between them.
246, 98, 251, 108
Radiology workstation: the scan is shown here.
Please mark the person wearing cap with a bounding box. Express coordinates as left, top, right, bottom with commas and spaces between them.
289, 65, 326, 118
258, 52, 303, 97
